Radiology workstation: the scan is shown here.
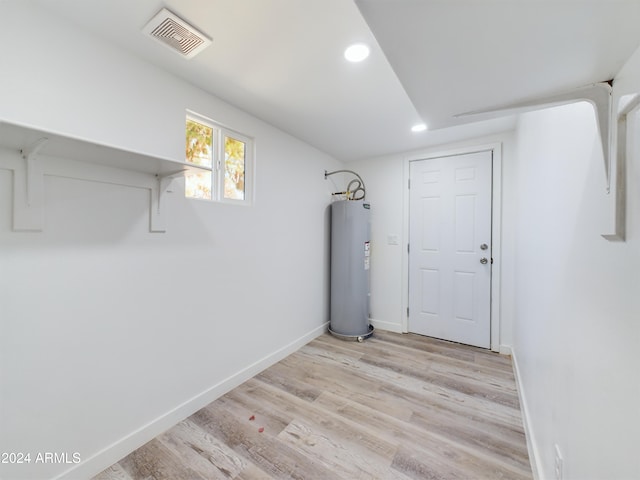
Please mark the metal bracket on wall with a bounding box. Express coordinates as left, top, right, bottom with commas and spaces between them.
13, 137, 48, 231
456, 81, 640, 242
603, 93, 640, 241
151, 169, 187, 233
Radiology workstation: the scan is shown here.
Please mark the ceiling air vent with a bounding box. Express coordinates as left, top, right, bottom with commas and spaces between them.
142, 8, 212, 59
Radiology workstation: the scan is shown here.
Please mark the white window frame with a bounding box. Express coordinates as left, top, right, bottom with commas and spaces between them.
185, 112, 254, 205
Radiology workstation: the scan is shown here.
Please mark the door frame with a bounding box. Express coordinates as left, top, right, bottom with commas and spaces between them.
401, 142, 503, 352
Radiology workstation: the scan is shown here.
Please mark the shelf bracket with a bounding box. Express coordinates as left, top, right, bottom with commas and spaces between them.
13, 137, 48, 231
456, 81, 613, 189
602, 93, 640, 241
150, 169, 187, 232
21, 137, 48, 207
455, 81, 640, 242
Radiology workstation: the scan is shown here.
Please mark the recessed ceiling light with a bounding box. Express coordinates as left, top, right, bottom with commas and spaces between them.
411, 123, 428, 132
344, 43, 370, 62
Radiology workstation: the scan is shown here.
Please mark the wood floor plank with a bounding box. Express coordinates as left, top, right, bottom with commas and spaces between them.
309, 337, 518, 395
253, 363, 323, 403
156, 419, 249, 479
277, 419, 411, 480
291, 339, 525, 428
391, 444, 530, 480
233, 463, 275, 480
351, 330, 477, 363
117, 438, 206, 480
91, 463, 134, 480
410, 409, 530, 473
192, 400, 339, 480
264, 355, 414, 423
92, 332, 532, 480
245, 378, 399, 462
359, 354, 521, 409
313, 389, 531, 480
391, 445, 480, 480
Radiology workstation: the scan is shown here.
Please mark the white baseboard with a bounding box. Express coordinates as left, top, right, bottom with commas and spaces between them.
511, 346, 544, 480
499, 344, 513, 356
56, 322, 329, 480
369, 318, 404, 333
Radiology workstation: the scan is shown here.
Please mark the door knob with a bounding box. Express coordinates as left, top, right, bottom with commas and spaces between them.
480, 257, 488, 264
480, 243, 488, 250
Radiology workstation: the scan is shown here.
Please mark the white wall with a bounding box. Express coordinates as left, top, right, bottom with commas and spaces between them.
351, 67, 640, 480
511, 47, 640, 479
0, 3, 341, 479
349, 132, 518, 349
347, 153, 406, 333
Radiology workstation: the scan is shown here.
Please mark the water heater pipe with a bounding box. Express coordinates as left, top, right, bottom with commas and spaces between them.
324, 169, 366, 200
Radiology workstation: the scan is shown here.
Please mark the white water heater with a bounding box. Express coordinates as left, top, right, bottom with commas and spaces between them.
329, 200, 373, 341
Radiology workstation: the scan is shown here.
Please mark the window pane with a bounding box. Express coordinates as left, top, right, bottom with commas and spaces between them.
224, 135, 245, 200
186, 119, 213, 168
185, 171, 212, 200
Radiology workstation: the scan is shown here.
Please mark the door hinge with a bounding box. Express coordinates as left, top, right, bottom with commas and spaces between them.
407, 307, 409, 317
407, 243, 410, 253
408, 178, 411, 189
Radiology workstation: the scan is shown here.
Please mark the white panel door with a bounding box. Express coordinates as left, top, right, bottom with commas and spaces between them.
409, 151, 492, 348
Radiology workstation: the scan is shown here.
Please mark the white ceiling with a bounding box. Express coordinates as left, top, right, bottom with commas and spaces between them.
36, 0, 640, 162
356, 0, 640, 131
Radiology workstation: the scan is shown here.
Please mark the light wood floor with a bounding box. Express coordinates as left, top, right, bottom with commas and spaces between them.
93, 330, 532, 480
